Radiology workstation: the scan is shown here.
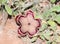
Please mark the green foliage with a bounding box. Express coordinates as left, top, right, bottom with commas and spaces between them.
34, 12, 43, 19
47, 20, 57, 31
43, 30, 51, 40
54, 35, 60, 42
46, 41, 51, 44
31, 0, 60, 43
50, 5, 60, 12
0, 0, 7, 4
12, 11, 19, 15
2, 0, 7, 4
39, 22, 48, 31
52, 42, 57, 44
40, 34, 45, 40
5, 4, 13, 15
31, 37, 37, 43
50, 0, 56, 3
0, 0, 2, 4
54, 15, 60, 24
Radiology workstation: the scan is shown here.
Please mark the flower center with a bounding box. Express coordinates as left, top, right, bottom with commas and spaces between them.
28, 23, 31, 25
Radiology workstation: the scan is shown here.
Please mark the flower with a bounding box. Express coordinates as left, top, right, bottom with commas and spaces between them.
15, 10, 41, 37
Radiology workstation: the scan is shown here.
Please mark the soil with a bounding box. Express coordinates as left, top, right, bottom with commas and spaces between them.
0, 18, 24, 44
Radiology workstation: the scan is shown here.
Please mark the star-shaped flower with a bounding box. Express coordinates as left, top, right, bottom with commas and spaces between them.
15, 10, 41, 37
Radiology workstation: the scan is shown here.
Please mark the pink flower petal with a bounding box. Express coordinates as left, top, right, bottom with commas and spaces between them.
18, 27, 26, 37
28, 26, 37, 35
20, 17, 28, 25
31, 19, 39, 27
16, 10, 41, 37
15, 15, 21, 25
21, 25, 28, 33
26, 10, 41, 27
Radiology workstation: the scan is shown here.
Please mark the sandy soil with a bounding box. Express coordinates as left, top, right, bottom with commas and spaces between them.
0, 18, 24, 44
